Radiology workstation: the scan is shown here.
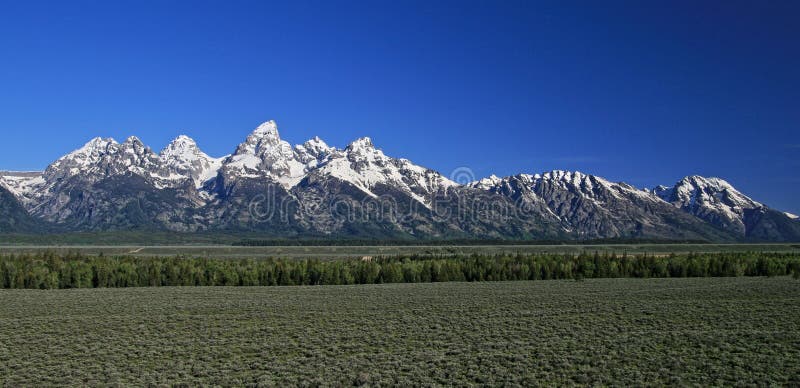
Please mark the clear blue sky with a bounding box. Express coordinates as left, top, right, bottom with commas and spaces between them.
1, 1, 798, 213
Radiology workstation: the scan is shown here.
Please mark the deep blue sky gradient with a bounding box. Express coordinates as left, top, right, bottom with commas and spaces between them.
1, 1, 798, 213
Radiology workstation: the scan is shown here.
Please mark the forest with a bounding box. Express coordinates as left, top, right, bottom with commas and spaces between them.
2, 251, 799, 289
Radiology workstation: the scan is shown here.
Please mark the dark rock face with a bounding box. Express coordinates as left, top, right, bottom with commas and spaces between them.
0, 186, 42, 233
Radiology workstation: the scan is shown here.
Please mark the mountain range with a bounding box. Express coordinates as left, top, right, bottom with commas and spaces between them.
1, 120, 798, 241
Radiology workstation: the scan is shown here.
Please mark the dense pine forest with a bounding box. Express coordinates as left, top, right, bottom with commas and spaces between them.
1, 252, 799, 289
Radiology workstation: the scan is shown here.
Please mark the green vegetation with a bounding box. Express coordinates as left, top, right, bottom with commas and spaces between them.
1, 278, 798, 385
2, 252, 800, 289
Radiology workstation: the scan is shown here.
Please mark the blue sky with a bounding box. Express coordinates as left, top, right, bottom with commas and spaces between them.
1, 1, 798, 213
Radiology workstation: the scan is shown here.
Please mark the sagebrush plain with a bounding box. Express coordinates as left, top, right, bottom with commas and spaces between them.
1, 277, 799, 386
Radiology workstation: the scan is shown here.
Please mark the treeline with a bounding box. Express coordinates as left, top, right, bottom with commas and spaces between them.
1, 252, 799, 289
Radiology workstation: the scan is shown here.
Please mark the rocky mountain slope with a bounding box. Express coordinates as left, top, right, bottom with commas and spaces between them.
0, 181, 43, 233
0, 120, 797, 241
472, 171, 734, 241
654, 176, 800, 241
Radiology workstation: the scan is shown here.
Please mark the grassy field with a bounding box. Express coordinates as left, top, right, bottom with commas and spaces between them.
1, 278, 798, 385
1, 243, 799, 259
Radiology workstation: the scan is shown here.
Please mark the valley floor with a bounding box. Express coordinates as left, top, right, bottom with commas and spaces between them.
1, 278, 799, 385
1, 242, 799, 259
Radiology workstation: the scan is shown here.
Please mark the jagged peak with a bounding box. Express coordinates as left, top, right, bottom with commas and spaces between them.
304, 136, 329, 149
677, 175, 740, 193
162, 135, 198, 151
250, 120, 280, 140
78, 137, 117, 151
347, 136, 375, 150
471, 174, 503, 189
539, 170, 592, 183
51, 137, 119, 166
667, 174, 762, 210
232, 120, 286, 157
296, 136, 334, 161
123, 135, 144, 145
171, 134, 196, 144
160, 135, 211, 162
119, 136, 155, 157
679, 175, 730, 187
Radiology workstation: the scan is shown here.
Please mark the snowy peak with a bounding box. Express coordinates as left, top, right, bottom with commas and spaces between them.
534, 170, 626, 197
221, 120, 309, 186
654, 175, 766, 236
0, 175, 10, 193
786, 212, 799, 220
44, 136, 122, 180
237, 120, 282, 152
163, 134, 197, 149
472, 174, 503, 190
43, 132, 217, 188
472, 170, 662, 212
251, 120, 280, 140
0, 171, 46, 205
295, 136, 334, 166
63, 137, 118, 164
160, 135, 203, 161
82, 136, 119, 151
228, 120, 286, 164
657, 175, 761, 212
347, 136, 375, 150
303, 136, 331, 153
343, 137, 391, 170
124, 135, 143, 145
158, 135, 224, 188
535, 170, 619, 191
313, 136, 456, 206
119, 136, 157, 164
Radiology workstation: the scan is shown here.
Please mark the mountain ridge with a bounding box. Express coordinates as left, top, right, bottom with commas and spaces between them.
1, 120, 797, 241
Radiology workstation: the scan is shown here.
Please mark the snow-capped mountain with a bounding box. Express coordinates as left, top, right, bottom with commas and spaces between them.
218, 120, 312, 187
0, 171, 45, 206
43, 136, 159, 183
0, 119, 797, 240
653, 176, 760, 231
471, 171, 732, 240
308, 136, 458, 206
0, 182, 42, 233
157, 135, 226, 189
654, 176, 800, 240
213, 121, 456, 208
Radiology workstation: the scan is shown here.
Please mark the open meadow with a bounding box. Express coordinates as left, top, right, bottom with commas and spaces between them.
1, 277, 799, 386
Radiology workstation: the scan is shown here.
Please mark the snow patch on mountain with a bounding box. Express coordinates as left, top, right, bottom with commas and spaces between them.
473, 170, 665, 208
157, 135, 226, 188
221, 121, 313, 187
295, 136, 333, 165
0, 172, 46, 206
786, 212, 799, 220
42, 136, 164, 185
654, 175, 761, 223
472, 174, 503, 190
314, 136, 457, 206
